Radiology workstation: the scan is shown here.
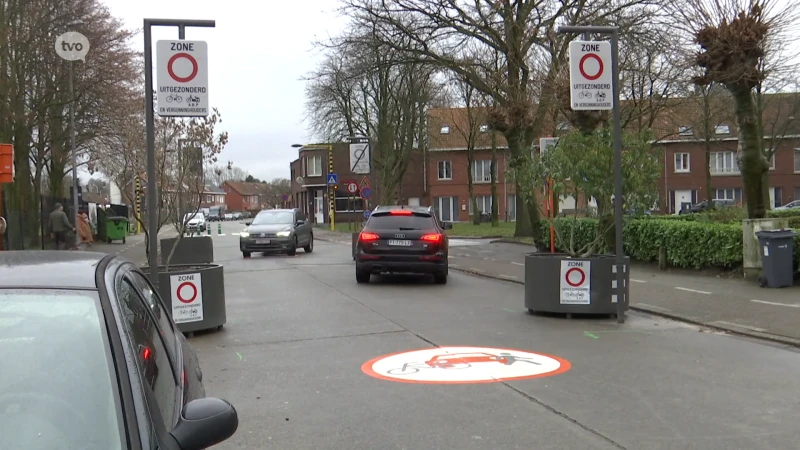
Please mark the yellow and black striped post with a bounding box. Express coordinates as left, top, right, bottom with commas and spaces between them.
328, 144, 335, 231
134, 176, 142, 234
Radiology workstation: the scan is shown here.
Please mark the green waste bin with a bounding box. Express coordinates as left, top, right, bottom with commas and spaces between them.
106, 216, 128, 244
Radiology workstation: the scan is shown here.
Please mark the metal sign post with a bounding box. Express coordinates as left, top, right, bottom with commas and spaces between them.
558, 25, 625, 323
144, 18, 215, 289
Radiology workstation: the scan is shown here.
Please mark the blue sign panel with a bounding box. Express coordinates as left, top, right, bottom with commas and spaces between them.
363, 209, 371, 219
327, 173, 338, 185
360, 187, 372, 200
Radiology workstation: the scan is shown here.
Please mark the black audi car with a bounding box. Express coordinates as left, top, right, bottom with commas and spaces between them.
354, 205, 452, 284
0, 251, 238, 450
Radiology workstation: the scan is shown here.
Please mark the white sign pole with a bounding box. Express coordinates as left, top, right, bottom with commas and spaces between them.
568, 41, 613, 111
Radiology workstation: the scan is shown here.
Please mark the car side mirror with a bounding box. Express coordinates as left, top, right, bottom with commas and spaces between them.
169, 398, 238, 450
442, 221, 453, 230
244, 221, 251, 226
296, 220, 305, 226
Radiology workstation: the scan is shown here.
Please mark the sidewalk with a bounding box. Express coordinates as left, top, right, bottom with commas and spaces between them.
315, 228, 800, 346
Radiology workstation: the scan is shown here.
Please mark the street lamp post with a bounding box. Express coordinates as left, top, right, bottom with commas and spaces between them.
67, 19, 84, 248
292, 144, 335, 231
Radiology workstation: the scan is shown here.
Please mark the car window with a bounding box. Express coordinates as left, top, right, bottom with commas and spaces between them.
0, 288, 125, 450
126, 271, 177, 359
118, 280, 178, 429
367, 213, 437, 230
252, 211, 294, 225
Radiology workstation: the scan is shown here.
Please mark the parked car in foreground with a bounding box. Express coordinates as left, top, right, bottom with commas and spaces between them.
0, 251, 238, 450
240, 208, 313, 258
354, 205, 452, 284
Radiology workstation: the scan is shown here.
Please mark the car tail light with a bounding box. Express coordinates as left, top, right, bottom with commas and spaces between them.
389, 210, 413, 215
421, 233, 443, 243
359, 232, 379, 241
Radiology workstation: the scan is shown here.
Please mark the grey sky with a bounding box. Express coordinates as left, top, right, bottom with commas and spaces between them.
104, 0, 347, 182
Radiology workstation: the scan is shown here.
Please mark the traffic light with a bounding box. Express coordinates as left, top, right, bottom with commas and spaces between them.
334, 185, 338, 190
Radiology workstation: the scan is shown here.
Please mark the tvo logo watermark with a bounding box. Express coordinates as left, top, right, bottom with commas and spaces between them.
55, 32, 90, 62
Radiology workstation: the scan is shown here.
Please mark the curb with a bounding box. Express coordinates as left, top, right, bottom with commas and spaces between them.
450, 267, 800, 349
490, 238, 536, 246
449, 235, 504, 239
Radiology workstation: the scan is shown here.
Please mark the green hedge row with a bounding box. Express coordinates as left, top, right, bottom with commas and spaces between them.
537, 216, 800, 270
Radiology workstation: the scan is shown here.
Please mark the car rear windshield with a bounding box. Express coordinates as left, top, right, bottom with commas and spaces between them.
0, 289, 124, 450
368, 213, 437, 230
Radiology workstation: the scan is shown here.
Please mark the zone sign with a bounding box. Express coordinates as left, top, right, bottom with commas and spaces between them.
568, 40, 612, 111
156, 40, 209, 118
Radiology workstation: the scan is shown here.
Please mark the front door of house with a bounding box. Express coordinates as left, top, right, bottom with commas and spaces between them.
673, 190, 693, 214
314, 192, 324, 223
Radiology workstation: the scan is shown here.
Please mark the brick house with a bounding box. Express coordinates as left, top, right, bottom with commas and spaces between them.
289, 141, 425, 224
222, 181, 261, 213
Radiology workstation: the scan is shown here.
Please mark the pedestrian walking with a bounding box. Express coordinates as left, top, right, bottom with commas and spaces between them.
78, 212, 93, 250
49, 203, 75, 250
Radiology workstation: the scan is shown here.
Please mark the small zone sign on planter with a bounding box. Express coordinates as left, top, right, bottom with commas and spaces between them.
170, 272, 204, 323
560, 260, 591, 304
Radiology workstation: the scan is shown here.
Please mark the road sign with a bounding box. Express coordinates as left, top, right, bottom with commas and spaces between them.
349, 141, 371, 174
360, 176, 371, 189
327, 173, 338, 185
361, 346, 571, 384
170, 272, 204, 323
345, 180, 359, 194
568, 40, 612, 111
360, 187, 372, 200
156, 40, 209, 117
560, 260, 591, 304
280, 194, 288, 201
539, 137, 559, 154
363, 209, 371, 219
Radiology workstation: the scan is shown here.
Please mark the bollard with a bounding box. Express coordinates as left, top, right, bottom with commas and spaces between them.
218, 223, 222, 235
207, 225, 211, 235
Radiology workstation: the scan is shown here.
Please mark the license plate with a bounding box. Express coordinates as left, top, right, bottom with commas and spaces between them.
388, 240, 412, 246
255, 239, 271, 244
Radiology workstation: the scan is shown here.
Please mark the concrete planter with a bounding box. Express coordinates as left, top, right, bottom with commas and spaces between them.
144, 263, 227, 334
161, 236, 214, 265
524, 253, 630, 317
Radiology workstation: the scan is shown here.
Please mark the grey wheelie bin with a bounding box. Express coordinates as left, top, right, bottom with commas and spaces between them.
756, 229, 797, 288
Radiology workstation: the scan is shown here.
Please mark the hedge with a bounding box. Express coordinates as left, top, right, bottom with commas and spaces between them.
537, 215, 800, 270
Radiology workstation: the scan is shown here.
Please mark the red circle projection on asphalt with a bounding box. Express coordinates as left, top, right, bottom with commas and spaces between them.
167, 52, 198, 83
579, 53, 604, 81
565, 267, 586, 287
361, 346, 571, 384
176, 281, 198, 303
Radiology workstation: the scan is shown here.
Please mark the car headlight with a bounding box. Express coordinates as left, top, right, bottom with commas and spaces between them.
240, 231, 249, 237
276, 231, 291, 237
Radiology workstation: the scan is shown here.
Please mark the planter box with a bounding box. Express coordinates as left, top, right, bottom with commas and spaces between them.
161, 236, 214, 265
524, 253, 630, 316
144, 263, 227, 333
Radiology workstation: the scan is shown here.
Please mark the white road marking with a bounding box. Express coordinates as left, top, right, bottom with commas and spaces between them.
511, 261, 524, 266
630, 279, 647, 283
751, 300, 800, 308
675, 287, 711, 295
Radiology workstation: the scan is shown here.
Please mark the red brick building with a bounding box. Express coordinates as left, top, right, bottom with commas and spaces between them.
221, 181, 261, 213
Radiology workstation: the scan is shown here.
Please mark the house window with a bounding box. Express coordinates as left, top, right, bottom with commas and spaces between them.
440, 125, 450, 134
468, 196, 493, 215
205, 195, 212, 202
794, 149, 800, 172
714, 188, 741, 201
507, 194, 517, 221
678, 126, 693, 136
437, 160, 452, 180
479, 124, 488, 133
715, 124, 730, 135
710, 151, 739, 174
472, 160, 494, 182
674, 153, 690, 173
768, 153, 775, 170
334, 189, 365, 212
305, 156, 322, 177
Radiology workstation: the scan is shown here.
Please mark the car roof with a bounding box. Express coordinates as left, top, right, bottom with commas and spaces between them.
373, 205, 433, 214
258, 208, 295, 214
0, 251, 106, 289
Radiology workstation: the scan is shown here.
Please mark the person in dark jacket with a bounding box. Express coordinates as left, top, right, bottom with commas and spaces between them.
49, 203, 75, 250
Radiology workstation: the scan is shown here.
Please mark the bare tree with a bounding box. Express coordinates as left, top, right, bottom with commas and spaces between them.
205, 162, 246, 185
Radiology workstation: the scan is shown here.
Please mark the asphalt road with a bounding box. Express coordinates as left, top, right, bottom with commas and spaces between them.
146, 222, 800, 450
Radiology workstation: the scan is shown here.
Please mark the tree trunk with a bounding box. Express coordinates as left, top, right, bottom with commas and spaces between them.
467, 139, 478, 225
506, 131, 541, 242
490, 132, 499, 226
730, 86, 768, 219
704, 140, 713, 205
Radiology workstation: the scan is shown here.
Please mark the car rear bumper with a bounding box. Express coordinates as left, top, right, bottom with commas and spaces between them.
240, 237, 293, 253
356, 254, 446, 274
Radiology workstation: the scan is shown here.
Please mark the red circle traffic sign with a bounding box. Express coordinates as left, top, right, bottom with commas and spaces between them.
167, 52, 198, 83
176, 281, 198, 303
579, 53, 603, 81
565, 267, 586, 287
346, 182, 359, 194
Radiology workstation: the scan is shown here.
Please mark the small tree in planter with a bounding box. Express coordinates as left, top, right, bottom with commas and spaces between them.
511, 127, 661, 315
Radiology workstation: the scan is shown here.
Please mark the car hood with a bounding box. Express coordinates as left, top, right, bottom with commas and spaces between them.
187, 218, 203, 224
246, 224, 292, 234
